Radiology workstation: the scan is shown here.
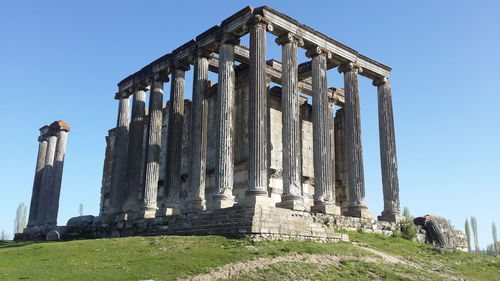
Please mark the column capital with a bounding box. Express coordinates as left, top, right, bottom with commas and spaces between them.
150, 72, 169, 83
38, 125, 50, 142
171, 60, 190, 72
132, 81, 149, 92
372, 77, 389, 86
114, 91, 129, 100
305, 46, 331, 59
218, 32, 240, 45
195, 47, 213, 59
49, 120, 71, 133
247, 14, 273, 31
275, 32, 304, 46
338, 62, 363, 74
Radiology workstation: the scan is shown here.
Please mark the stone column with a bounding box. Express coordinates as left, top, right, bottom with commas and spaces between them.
164, 63, 189, 215
36, 126, 58, 225
141, 74, 167, 218
245, 15, 273, 207
27, 126, 49, 227
213, 33, 239, 209
123, 86, 147, 215
307, 47, 340, 215
186, 48, 211, 212
338, 62, 372, 219
107, 92, 130, 219
276, 33, 304, 211
45, 121, 70, 226
374, 77, 401, 222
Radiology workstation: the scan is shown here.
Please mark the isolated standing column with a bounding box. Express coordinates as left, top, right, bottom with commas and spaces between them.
36, 127, 58, 225
27, 126, 49, 227
374, 77, 401, 222
338, 62, 372, 219
45, 121, 70, 225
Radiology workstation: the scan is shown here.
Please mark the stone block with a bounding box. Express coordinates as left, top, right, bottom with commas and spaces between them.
212, 199, 234, 209
241, 195, 274, 207
311, 204, 341, 215
378, 213, 405, 223
348, 207, 373, 219
276, 200, 306, 211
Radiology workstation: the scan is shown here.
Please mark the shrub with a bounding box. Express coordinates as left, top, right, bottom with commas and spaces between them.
400, 218, 417, 241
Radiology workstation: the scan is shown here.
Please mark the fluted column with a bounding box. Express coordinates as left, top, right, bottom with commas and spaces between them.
338, 62, 372, 219
141, 74, 167, 218
27, 126, 49, 227
45, 121, 70, 225
276, 33, 304, 211
123, 86, 147, 215
374, 77, 401, 222
36, 127, 58, 225
164, 63, 189, 215
307, 47, 340, 215
213, 33, 239, 209
186, 49, 211, 212
107, 92, 130, 220
245, 15, 272, 206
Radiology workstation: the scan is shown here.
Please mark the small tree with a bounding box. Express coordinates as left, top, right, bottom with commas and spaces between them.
465, 219, 472, 253
0, 230, 9, 240
492, 222, 498, 256
403, 207, 412, 219
79, 203, 84, 216
470, 216, 480, 254
13, 202, 27, 234
399, 207, 416, 241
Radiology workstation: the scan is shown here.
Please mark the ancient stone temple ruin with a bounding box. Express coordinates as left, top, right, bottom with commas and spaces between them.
97, 5, 400, 236
26, 121, 70, 230
22, 6, 408, 242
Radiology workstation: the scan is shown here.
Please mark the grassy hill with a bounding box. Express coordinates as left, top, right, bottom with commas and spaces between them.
1, 232, 499, 281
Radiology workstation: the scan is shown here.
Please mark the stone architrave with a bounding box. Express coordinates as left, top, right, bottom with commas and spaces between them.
213, 33, 239, 209
27, 126, 49, 227
307, 47, 340, 215
45, 120, 70, 226
275, 33, 305, 211
186, 48, 211, 212
107, 92, 130, 219
123, 86, 147, 215
374, 77, 402, 222
36, 126, 58, 225
338, 63, 372, 219
244, 15, 273, 207
164, 63, 189, 215
141, 74, 167, 218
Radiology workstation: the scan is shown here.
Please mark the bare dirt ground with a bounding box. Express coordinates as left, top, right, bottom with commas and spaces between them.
180, 243, 461, 281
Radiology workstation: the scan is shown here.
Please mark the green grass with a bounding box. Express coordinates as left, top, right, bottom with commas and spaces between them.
0, 232, 498, 281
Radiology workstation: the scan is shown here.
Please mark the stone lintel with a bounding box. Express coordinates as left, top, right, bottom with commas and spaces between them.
118, 6, 391, 93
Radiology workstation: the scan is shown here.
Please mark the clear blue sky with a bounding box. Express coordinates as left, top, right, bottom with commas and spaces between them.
1, 0, 498, 247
